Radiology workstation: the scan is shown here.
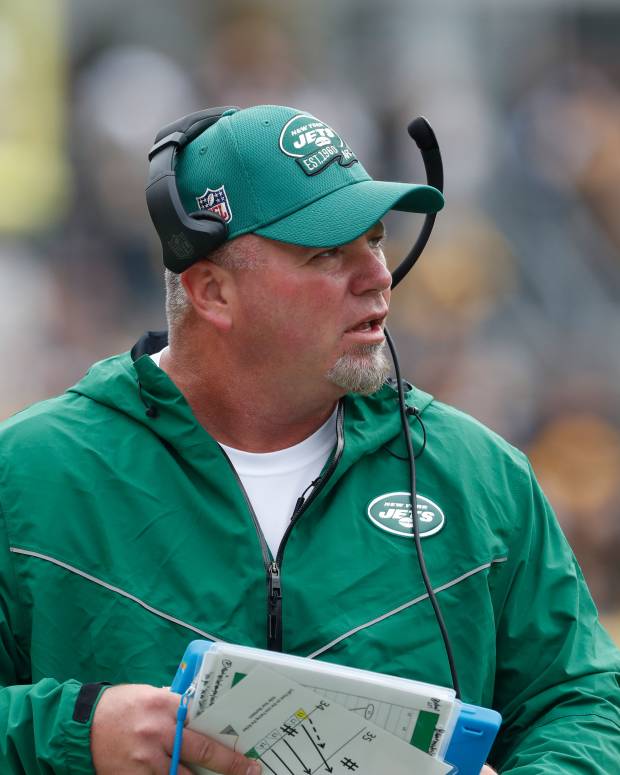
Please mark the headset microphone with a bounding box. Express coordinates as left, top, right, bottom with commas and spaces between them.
391, 117, 444, 288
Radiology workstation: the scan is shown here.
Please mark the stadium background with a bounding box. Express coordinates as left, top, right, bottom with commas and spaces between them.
1, 0, 619, 642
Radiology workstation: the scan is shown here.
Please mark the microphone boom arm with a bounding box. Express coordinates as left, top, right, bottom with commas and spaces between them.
390, 117, 444, 289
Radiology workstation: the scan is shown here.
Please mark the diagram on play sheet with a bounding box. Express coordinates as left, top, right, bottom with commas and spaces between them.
307, 685, 438, 750
188, 666, 453, 775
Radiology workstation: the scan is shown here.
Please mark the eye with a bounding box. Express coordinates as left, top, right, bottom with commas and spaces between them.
311, 246, 341, 260
368, 234, 386, 251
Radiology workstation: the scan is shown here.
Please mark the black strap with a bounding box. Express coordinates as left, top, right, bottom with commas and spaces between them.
151, 107, 235, 148
72, 682, 111, 723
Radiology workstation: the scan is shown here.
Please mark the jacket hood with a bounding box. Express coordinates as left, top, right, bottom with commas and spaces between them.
67, 331, 435, 464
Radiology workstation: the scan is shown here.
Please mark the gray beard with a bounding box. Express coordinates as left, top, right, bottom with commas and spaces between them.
326, 342, 391, 395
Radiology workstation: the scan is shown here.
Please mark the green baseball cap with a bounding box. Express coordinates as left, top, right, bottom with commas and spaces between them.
175, 105, 444, 248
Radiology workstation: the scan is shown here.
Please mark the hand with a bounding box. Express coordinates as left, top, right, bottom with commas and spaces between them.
481, 766, 498, 774
91, 684, 261, 774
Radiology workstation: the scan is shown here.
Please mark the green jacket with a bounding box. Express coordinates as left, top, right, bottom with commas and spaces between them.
0, 337, 618, 773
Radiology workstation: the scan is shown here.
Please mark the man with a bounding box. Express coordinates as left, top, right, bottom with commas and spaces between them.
0, 105, 618, 774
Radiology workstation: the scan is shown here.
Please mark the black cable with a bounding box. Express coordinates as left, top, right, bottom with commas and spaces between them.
138, 378, 159, 418
385, 327, 462, 700
408, 407, 428, 455
382, 410, 427, 461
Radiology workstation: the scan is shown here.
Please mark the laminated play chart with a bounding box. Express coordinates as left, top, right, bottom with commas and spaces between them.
188, 665, 453, 775
186, 642, 458, 760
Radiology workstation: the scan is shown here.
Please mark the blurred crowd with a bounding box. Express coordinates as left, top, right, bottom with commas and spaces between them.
1, 0, 619, 627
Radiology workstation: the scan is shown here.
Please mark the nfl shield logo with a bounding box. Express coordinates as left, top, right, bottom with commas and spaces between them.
168, 232, 194, 259
196, 186, 232, 223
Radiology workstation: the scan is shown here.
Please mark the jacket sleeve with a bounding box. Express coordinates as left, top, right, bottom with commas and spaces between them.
0, 503, 102, 774
489, 462, 620, 773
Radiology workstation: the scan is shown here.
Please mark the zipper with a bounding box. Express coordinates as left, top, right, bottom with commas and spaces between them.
268, 402, 346, 651
220, 451, 282, 650
267, 561, 282, 649
276, 402, 345, 568
220, 401, 346, 653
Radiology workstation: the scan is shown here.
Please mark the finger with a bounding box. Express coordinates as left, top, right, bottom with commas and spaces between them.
181, 728, 261, 774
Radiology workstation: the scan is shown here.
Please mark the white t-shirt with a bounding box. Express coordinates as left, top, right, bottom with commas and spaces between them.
220, 412, 337, 558
150, 349, 165, 367
150, 348, 337, 557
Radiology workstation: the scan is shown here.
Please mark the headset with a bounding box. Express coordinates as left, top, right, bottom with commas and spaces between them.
146, 107, 232, 273
146, 108, 442, 278
146, 109, 460, 698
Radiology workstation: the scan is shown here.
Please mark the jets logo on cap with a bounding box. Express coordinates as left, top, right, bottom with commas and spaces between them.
196, 186, 233, 223
279, 113, 358, 176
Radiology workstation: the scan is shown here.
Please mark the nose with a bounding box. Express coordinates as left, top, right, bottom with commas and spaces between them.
349, 240, 392, 297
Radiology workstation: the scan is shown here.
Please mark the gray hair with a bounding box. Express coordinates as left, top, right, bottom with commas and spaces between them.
164, 269, 189, 330
164, 236, 263, 331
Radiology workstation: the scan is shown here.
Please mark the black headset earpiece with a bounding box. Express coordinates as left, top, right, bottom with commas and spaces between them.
145, 107, 239, 273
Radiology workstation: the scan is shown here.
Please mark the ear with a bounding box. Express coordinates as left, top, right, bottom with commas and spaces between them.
180, 260, 235, 331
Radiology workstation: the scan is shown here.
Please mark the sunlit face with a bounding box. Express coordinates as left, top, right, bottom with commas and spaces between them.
228, 223, 392, 399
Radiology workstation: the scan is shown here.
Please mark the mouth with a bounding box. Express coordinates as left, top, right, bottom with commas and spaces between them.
345, 313, 388, 338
